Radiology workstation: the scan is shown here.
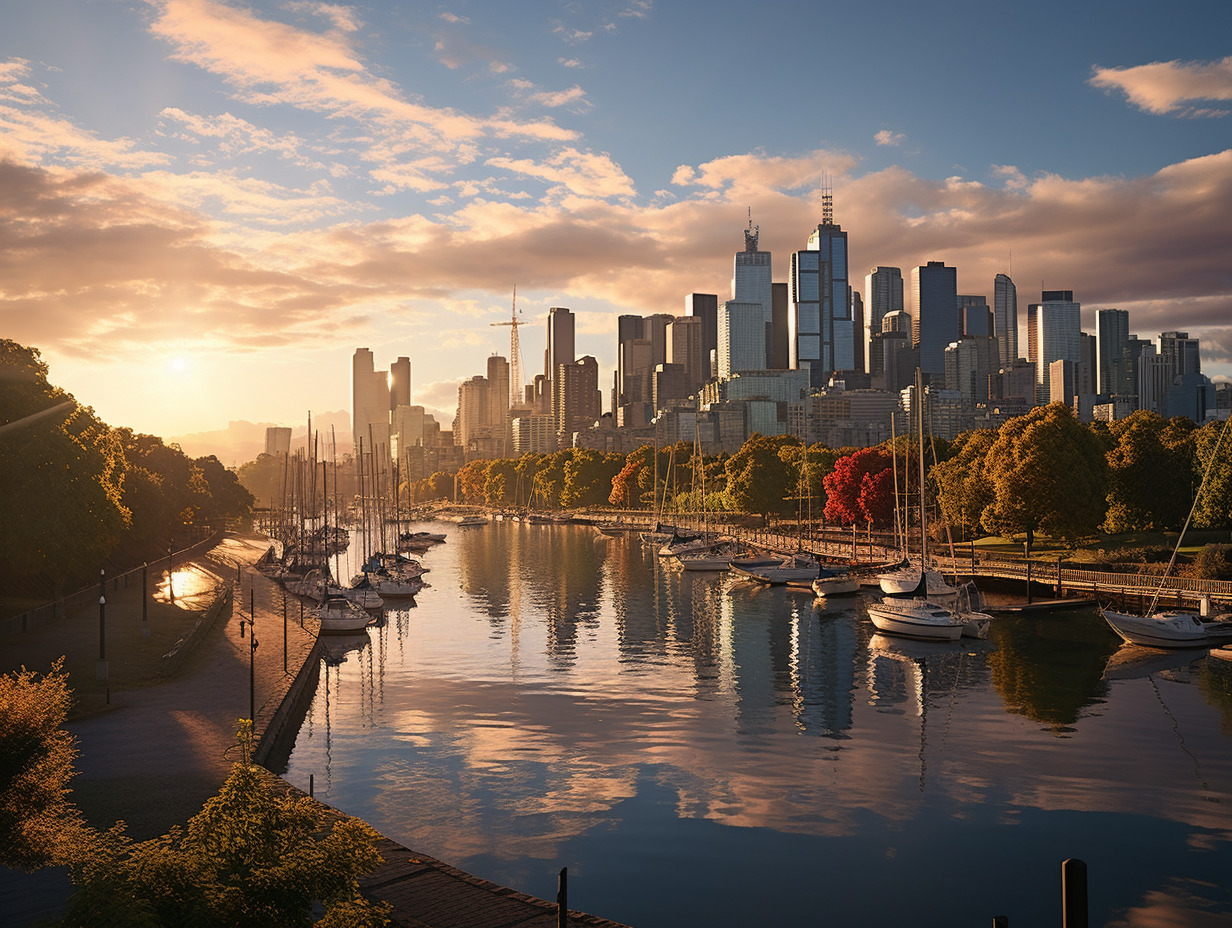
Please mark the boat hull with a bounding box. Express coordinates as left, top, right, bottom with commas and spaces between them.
867, 599, 965, 641
1101, 609, 1232, 649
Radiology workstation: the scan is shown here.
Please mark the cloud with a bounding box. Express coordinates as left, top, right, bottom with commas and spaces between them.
875, 130, 905, 147
507, 79, 591, 111
559, 58, 584, 69
144, 0, 573, 152
551, 22, 593, 44
439, 11, 469, 25
486, 147, 635, 199
1090, 56, 1232, 117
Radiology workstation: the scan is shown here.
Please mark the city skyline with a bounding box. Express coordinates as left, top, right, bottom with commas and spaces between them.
3, 0, 1231, 448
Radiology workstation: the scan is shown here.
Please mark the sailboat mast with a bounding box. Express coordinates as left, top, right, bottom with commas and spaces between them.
917, 369, 927, 565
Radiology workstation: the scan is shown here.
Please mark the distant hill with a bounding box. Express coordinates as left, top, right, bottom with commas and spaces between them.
169, 411, 352, 466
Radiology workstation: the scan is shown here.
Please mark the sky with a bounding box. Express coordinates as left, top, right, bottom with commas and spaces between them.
3, 0, 1232, 460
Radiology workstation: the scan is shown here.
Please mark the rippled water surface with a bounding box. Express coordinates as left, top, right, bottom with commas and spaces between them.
283, 521, 1232, 927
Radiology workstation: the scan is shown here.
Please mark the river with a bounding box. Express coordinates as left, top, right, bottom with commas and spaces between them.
281, 519, 1232, 927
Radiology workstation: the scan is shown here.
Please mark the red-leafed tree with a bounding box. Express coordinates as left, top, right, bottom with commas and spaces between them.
823, 447, 895, 527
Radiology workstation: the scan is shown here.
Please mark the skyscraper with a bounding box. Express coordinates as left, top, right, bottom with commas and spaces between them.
911, 261, 959, 382
390, 356, 411, 410
1159, 331, 1201, 378
352, 347, 390, 455
718, 301, 766, 378
993, 273, 1018, 366
1096, 308, 1132, 397
685, 293, 718, 377
554, 356, 602, 440
733, 219, 773, 368
666, 315, 705, 391
959, 295, 992, 336
865, 267, 904, 371
789, 186, 852, 386
1027, 290, 1081, 404
545, 306, 575, 382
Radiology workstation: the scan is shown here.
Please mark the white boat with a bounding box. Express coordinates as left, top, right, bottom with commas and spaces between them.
317, 590, 372, 634
367, 569, 424, 599
811, 570, 860, 597
867, 596, 967, 641
1102, 609, 1232, 649
730, 551, 825, 586
877, 565, 959, 605
1100, 416, 1232, 650
457, 514, 489, 526
658, 532, 721, 558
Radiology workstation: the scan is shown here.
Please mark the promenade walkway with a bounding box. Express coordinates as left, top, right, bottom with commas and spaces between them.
1, 532, 630, 928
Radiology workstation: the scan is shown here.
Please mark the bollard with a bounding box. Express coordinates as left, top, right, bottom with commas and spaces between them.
283, 598, 288, 674
557, 867, 568, 928
309, 773, 314, 797
992, 918, 1008, 928
1062, 858, 1088, 928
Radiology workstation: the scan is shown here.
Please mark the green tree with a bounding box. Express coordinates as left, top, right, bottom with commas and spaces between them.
1103, 411, 1194, 532
981, 404, 1108, 547
723, 434, 797, 519
0, 659, 91, 870
562, 449, 624, 508
0, 342, 130, 595
933, 429, 997, 539
59, 722, 390, 928
1192, 418, 1232, 530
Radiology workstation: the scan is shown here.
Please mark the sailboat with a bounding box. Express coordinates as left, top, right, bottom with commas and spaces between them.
1102, 417, 1232, 649
869, 372, 990, 640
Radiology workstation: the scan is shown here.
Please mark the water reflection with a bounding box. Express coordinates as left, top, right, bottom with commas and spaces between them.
284, 523, 1232, 928
986, 607, 1117, 731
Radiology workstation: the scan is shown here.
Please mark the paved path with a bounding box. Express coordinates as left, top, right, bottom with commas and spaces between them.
1, 533, 630, 928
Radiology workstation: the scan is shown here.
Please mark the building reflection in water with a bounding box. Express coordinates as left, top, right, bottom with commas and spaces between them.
282, 522, 1232, 928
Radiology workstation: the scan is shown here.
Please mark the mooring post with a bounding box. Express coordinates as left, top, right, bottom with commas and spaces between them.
992, 917, 1009, 928
1062, 858, 1088, 928
556, 867, 568, 928
141, 562, 149, 636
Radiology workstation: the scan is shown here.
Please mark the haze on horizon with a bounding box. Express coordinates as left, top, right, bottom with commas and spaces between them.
3, 0, 1231, 456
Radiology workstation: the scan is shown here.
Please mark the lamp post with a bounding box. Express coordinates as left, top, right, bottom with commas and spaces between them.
240, 616, 258, 724
96, 568, 108, 681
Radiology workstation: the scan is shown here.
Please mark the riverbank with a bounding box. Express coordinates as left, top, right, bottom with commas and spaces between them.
0, 531, 630, 928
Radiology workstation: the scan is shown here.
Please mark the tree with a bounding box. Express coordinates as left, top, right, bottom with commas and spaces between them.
0, 342, 129, 594
562, 449, 624, 508
59, 722, 390, 928
933, 429, 997, 539
1192, 418, 1232, 530
822, 447, 895, 527
1103, 412, 1194, 532
482, 458, 519, 507
454, 459, 491, 505
0, 659, 91, 870
981, 403, 1108, 547
723, 434, 797, 520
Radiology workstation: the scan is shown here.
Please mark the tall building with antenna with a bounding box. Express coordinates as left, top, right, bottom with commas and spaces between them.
789, 179, 853, 386
732, 212, 773, 368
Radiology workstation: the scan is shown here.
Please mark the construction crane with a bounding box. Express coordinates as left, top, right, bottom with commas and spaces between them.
490, 286, 525, 406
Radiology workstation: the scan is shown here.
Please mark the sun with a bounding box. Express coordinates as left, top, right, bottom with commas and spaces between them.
169, 356, 187, 373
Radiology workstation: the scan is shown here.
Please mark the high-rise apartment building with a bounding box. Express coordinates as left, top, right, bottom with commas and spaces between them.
1096, 308, 1133, 397
554, 355, 602, 441
733, 220, 774, 368
770, 282, 789, 369
1027, 290, 1081, 404
911, 261, 959, 382
993, 273, 1018, 366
